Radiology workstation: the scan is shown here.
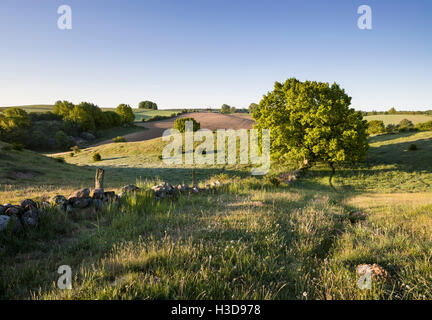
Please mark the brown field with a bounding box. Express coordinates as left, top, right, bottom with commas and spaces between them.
92, 112, 255, 146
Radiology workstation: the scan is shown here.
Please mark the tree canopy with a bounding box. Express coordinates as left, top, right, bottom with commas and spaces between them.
139, 101, 158, 110
253, 78, 368, 169
116, 104, 135, 125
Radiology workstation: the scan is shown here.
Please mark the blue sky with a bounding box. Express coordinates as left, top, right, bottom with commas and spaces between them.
0, 0, 431, 110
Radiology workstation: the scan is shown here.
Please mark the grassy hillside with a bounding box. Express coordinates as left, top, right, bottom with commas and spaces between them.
364, 114, 432, 125
1, 132, 432, 299
0, 105, 54, 113
133, 109, 180, 122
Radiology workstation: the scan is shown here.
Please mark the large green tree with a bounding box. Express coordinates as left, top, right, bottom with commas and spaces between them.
253, 78, 368, 174
116, 104, 135, 125
0, 108, 31, 144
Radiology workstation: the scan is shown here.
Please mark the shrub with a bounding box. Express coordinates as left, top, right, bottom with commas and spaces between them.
408, 144, 418, 151
264, 175, 281, 187
54, 157, 65, 163
55, 130, 75, 149
367, 120, 385, 135
398, 119, 415, 132
174, 117, 200, 133
92, 152, 102, 162
112, 136, 126, 143
70, 145, 80, 153
416, 120, 432, 131
10, 142, 24, 151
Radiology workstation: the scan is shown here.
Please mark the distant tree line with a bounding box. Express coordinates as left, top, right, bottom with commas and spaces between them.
0, 101, 135, 151
362, 107, 432, 116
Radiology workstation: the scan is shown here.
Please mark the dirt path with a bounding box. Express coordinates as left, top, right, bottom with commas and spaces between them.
90, 112, 255, 147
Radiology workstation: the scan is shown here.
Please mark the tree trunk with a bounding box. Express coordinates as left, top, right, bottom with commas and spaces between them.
95, 168, 105, 189
329, 162, 336, 190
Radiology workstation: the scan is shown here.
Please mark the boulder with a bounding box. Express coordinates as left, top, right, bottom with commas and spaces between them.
68, 188, 90, 199
9, 214, 23, 232
92, 188, 104, 200
70, 197, 91, 209
122, 185, 140, 194
0, 215, 10, 232
104, 191, 116, 200
20, 199, 37, 210
5, 206, 22, 216
50, 195, 67, 206
22, 210, 38, 227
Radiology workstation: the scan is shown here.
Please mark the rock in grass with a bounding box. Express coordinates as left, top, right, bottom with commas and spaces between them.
22, 210, 38, 227
50, 195, 67, 206
103, 191, 116, 200
5, 206, 22, 216
70, 197, 92, 209
20, 199, 37, 210
356, 264, 390, 281
9, 214, 22, 232
92, 188, 104, 200
0, 215, 10, 232
122, 185, 140, 194
349, 211, 368, 223
68, 188, 90, 199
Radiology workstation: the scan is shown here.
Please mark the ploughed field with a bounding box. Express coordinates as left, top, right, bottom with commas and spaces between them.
92, 112, 255, 146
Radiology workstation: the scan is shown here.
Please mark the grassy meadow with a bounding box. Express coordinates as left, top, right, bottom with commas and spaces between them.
1, 130, 432, 299
364, 114, 432, 125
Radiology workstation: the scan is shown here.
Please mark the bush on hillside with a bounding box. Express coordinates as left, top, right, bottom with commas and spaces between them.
367, 120, 386, 135
55, 130, 75, 149
92, 152, 102, 162
112, 136, 126, 143
416, 120, 432, 131
398, 119, 416, 132
408, 144, 418, 151
174, 117, 200, 133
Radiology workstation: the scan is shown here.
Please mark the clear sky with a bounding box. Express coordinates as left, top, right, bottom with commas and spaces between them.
0, 0, 431, 110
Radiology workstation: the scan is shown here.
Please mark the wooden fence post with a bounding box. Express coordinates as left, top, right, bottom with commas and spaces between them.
192, 169, 197, 188
95, 168, 105, 189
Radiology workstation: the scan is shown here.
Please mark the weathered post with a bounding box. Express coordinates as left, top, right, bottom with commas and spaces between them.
95, 168, 105, 189
192, 169, 197, 188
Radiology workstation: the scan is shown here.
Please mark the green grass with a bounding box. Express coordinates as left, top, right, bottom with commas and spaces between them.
0, 105, 54, 113
1, 132, 432, 299
133, 109, 179, 122
364, 114, 432, 125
